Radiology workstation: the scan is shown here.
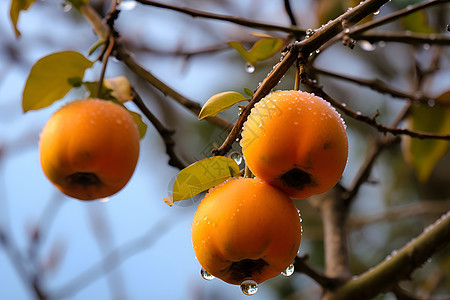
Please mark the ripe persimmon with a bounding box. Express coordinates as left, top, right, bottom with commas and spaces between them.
191, 177, 301, 285
241, 90, 348, 199
39, 98, 140, 200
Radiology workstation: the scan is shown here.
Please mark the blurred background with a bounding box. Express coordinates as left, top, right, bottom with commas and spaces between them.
1, 0, 449, 299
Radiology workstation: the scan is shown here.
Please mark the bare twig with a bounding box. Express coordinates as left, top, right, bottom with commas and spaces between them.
294, 255, 340, 289
356, 31, 450, 46
313, 67, 438, 105
349, 200, 450, 229
284, 0, 298, 26
134, 0, 306, 36
132, 89, 187, 169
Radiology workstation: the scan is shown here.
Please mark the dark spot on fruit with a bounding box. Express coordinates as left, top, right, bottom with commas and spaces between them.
278, 167, 314, 190
226, 258, 269, 283
66, 172, 101, 187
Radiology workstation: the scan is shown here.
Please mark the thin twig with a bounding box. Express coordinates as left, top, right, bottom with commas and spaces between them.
306, 84, 450, 140
356, 31, 450, 46
294, 255, 340, 289
284, 0, 298, 26
349, 200, 450, 229
313, 67, 438, 105
134, 0, 306, 36
132, 89, 187, 169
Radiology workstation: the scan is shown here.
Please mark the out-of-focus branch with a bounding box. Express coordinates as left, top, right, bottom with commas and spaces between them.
349, 200, 450, 229
0, 229, 47, 300
356, 31, 450, 46
313, 67, 437, 105
350, 0, 450, 36
134, 0, 306, 36
284, 0, 298, 26
294, 255, 339, 289
51, 212, 184, 299
330, 211, 450, 300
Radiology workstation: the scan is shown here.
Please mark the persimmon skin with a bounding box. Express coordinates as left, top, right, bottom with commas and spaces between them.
241, 90, 348, 199
191, 178, 302, 285
39, 99, 140, 201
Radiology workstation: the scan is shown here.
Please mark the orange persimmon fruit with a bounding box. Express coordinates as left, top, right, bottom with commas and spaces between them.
240, 90, 348, 199
191, 177, 302, 285
39, 98, 140, 201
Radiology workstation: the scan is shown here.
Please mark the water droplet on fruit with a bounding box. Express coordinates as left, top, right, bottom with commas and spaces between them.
99, 197, 110, 203
245, 62, 255, 73
281, 263, 295, 276
200, 268, 215, 280
240, 279, 258, 295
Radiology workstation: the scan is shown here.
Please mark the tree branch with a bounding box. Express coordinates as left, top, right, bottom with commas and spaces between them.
294, 255, 339, 289
213, 0, 391, 156
330, 210, 450, 300
132, 89, 187, 169
356, 31, 450, 46
134, 0, 306, 36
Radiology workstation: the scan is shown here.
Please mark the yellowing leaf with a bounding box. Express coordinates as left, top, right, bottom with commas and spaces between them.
104, 76, 133, 103
171, 156, 240, 202
403, 91, 450, 182
22, 51, 93, 112
10, 0, 36, 37
401, 11, 434, 34
227, 37, 285, 66
129, 110, 147, 139
198, 91, 247, 120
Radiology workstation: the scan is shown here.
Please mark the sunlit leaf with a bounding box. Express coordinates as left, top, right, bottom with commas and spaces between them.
104, 76, 133, 103
129, 110, 147, 139
227, 37, 284, 66
403, 91, 450, 182
198, 91, 247, 120
22, 51, 93, 112
170, 156, 240, 202
10, 0, 36, 37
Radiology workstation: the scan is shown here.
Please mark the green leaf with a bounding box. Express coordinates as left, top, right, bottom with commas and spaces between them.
171, 156, 240, 202
83, 81, 114, 100
22, 51, 94, 112
198, 91, 247, 120
403, 91, 450, 182
10, 0, 36, 37
227, 37, 284, 66
244, 87, 254, 97
129, 111, 147, 139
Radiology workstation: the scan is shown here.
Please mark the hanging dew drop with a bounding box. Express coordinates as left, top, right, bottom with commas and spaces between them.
240, 279, 258, 295
245, 62, 255, 73
60, 1, 73, 12
230, 152, 243, 165
373, 9, 381, 15
281, 263, 295, 276
200, 268, 215, 280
